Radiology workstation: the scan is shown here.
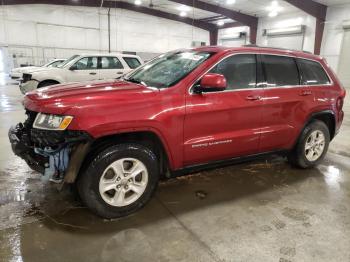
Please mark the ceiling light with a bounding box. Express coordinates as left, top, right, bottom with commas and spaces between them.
217, 20, 225, 26
269, 11, 278, 17
271, 0, 278, 7
134, 0, 142, 5
177, 5, 191, 12
266, 0, 283, 17
226, 0, 236, 4
180, 11, 187, 17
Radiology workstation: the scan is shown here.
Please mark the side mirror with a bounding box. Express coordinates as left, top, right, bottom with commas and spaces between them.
194, 73, 227, 93
69, 64, 77, 71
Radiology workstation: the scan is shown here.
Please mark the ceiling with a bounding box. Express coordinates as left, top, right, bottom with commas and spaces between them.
118, 0, 350, 22
121, 0, 222, 19
202, 0, 299, 17
3, 0, 350, 28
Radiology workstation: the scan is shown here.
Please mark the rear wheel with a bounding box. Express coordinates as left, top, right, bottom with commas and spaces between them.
288, 120, 330, 168
77, 143, 159, 218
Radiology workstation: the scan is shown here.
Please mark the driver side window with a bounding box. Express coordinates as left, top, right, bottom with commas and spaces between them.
209, 54, 257, 90
73, 57, 98, 70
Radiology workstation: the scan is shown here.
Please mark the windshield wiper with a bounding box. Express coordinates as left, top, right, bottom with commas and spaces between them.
124, 77, 146, 86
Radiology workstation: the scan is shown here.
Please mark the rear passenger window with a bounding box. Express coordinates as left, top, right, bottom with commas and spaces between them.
262, 55, 299, 87
209, 54, 257, 90
297, 59, 330, 85
101, 57, 124, 69
123, 57, 141, 69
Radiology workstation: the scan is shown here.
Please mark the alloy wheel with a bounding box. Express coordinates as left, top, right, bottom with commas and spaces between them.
304, 130, 326, 162
99, 158, 148, 207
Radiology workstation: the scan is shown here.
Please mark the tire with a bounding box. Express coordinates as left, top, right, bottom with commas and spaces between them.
288, 120, 330, 168
38, 80, 59, 88
77, 143, 159, 218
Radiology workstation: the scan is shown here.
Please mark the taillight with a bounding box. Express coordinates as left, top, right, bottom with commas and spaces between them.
336, 97, 344, 111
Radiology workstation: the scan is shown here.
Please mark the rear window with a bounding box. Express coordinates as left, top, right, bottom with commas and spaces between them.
262, 55, 299, 87
297, 58, 330, 85
123, 57, 141, 69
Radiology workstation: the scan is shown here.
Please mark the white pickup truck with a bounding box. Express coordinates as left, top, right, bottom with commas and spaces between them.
19, 53, 143, 94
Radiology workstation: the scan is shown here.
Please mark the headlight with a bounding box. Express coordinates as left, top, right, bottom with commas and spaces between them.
33, 113, 73, 130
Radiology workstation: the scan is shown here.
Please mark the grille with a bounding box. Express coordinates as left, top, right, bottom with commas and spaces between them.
31, 129, 90, 147
22, 73, 32, 83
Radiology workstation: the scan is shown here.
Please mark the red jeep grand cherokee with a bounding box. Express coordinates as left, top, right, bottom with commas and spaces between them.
9, 46, 346, 218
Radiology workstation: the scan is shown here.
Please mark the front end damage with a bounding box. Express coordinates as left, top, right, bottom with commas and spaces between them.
8, 110, 91, 183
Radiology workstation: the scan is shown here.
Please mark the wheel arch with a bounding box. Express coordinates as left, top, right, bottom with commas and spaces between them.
77, 130, 172, 182
308, 110, 336, 140
38, 79, 60, 88
291, 110, 336, 151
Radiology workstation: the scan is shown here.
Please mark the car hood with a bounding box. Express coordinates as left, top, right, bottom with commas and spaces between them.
23, 79, 159, 114
28, 67, 62, 74
12, 66, 39, 73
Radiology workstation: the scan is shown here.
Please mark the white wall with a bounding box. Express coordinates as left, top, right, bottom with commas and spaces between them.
0, 4, 209, 71
257, 11, 316, 53
321, 3, 350, 72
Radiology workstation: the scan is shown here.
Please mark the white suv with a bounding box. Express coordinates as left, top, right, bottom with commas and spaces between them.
19, 54, 143, 94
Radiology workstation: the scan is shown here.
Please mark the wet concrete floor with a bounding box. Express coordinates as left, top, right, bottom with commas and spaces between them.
0, 74, 349, 261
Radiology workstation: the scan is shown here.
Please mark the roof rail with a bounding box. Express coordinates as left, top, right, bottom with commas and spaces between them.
242, 44, 314, 55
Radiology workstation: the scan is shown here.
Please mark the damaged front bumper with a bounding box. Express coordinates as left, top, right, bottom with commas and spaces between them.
8, 113, 92, 183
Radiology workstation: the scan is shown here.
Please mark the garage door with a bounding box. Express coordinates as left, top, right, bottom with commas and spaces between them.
220, 38, 246, 47
338, 30, 350, 88
266, 34, 304, 51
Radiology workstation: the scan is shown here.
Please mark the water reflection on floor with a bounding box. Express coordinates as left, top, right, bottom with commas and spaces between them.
0, 76, 350, 262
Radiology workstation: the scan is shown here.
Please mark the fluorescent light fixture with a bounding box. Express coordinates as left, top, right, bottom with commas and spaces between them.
134, 0, 142, 5
226, 0, 236, 4
179, 11, 187, 17
217, 20, 225, 26
177, 5, 191, 12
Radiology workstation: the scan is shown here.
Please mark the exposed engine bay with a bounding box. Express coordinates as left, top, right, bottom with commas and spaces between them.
8, 110, 91, 183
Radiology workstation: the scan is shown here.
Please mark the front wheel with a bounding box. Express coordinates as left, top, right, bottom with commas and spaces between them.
288, 120, 330, 168
77, 143, 159, 218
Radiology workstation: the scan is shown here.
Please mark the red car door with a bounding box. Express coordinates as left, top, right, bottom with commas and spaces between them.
258, 54, 315, 152
183, 53, 264, 166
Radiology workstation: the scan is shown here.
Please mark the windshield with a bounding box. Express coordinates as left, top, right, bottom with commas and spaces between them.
124, 51, 213, 88
57, 55, 79, 68
43, 60, 64, 68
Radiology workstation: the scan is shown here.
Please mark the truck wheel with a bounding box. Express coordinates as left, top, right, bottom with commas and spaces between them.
288, 120, 330, 168
77, 143, 159, 218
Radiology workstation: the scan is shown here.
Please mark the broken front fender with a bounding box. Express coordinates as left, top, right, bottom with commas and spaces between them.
8, 120, 92, 183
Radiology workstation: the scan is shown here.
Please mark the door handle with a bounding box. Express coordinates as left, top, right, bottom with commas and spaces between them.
89, 72, 97, 75
300, 90, 312, 96
246, 95, 261, 101
116, 72, 123, 75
